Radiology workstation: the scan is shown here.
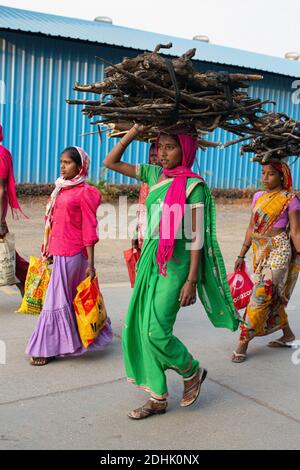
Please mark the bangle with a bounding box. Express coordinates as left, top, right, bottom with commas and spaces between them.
119, 140, 127, 149
238, 256, 245, 259
186, 279, 197, 287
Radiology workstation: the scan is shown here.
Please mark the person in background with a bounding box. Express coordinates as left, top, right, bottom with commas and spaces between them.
132, 143, 162, 250
232, 162, 300, 363
0, 124, 29, 296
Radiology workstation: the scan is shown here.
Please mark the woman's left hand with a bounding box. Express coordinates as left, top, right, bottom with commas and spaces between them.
179, 282, 197, 307
0, 221, 8, 239
86, 266, 96, 279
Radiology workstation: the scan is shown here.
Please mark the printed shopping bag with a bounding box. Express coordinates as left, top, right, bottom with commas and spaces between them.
0, 233, 17, 286
17, 256, 51, 315
227, 262, 253, 310
73, 276, 107, 348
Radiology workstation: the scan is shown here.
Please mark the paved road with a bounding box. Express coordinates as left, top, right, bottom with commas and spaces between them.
0, 283, 300, 450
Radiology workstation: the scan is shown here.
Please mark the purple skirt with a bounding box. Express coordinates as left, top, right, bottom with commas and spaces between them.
26, 253, 113, 358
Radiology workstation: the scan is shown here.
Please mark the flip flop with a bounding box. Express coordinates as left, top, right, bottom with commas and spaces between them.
267, 340, 294, 348
231, 351, 247, 363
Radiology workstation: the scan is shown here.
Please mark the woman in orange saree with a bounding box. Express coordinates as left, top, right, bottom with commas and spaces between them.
232, 162, 300, 363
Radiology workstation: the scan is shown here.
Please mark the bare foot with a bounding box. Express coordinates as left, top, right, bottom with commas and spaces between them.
281, 325, 296, 342
268, 325, 296, 347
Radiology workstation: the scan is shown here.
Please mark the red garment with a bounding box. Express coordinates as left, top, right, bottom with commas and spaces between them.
15, 251, 29, 285
0, 139, 29, 282
0, 143, 27, 218
270, 162, 293, 191
48, 183, 101, 257
138, 181, 149, 206
0, 146, 9, 218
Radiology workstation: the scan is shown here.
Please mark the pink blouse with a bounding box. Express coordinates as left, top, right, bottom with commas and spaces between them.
252, 191, 300, 228
48, 183, 101, 257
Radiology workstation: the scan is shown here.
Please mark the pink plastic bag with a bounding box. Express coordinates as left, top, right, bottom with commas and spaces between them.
227, 262, 253, 310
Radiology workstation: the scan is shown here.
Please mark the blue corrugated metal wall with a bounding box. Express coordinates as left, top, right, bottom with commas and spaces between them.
1, 31, 300, 188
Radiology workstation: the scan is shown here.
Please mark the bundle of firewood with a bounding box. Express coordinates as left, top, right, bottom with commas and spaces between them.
223, 112, 300, 163
66, 43, 269, 148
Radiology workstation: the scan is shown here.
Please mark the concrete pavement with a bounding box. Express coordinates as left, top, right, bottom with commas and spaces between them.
0, 283, 300, 450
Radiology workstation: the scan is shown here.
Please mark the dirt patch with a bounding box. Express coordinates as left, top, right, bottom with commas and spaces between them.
8, 198, 253, 285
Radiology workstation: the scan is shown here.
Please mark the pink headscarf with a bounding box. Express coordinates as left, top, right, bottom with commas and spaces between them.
156, 134, 205, 276
0, 124, 27, 218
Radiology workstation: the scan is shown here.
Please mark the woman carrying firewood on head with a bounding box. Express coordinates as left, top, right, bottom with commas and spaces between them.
232, 162, 300, 363
104, 124, 240, 419
26, 146, 113, 365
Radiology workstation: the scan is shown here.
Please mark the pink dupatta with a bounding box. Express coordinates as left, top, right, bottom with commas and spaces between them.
156, 134, 205, 276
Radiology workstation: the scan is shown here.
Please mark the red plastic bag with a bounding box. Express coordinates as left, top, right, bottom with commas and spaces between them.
123, 248, 141, 288
227, 263, 254, 310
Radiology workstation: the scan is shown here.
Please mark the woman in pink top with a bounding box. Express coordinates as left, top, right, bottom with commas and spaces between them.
26, 146, 113, 366
0, 124, 29, 296
232, 162, 300, 363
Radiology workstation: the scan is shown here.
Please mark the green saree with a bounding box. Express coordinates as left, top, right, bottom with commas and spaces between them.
122, 164, 239, 398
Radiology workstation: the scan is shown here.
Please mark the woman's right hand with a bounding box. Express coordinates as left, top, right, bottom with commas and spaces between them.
131, 238, 139, 250
234, 257, 244, 272
132, 123, 149, 135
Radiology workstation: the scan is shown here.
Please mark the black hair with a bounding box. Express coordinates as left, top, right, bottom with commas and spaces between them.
62, 146, 82, 168
159, 133, 180, 145
170, 134, 180, 145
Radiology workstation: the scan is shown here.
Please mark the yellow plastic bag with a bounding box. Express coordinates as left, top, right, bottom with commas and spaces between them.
17, 256, 51, 315
73, 276, 107, 348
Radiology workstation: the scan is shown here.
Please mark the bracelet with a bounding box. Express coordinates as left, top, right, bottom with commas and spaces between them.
186, 279, 197, 287
119, 140, 127, 149
238, 256, 245, 259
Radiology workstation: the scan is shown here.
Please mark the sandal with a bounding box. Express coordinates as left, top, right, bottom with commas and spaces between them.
127, 399, 168, 420
231, 351, 247, 363
267, 339, 295, 348
30, 357, 55, 366
180, 367, 207, 408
